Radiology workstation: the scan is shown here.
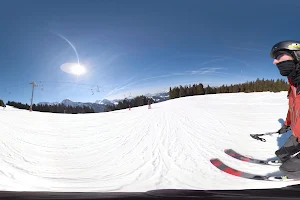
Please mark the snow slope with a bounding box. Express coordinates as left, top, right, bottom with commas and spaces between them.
0, 91, 298, 192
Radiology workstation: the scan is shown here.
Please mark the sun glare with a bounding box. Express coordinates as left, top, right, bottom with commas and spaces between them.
71, 64, 86, 76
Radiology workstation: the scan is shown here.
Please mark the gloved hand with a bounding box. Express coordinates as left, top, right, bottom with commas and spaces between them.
278, 124, 291, 134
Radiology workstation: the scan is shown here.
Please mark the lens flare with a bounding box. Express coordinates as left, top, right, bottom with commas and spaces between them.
61, 63, 86, 76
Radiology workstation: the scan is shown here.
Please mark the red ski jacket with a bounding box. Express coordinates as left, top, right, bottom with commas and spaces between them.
284, 78, 300, 139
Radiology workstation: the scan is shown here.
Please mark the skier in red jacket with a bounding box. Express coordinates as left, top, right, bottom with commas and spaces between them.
270, 40, 300, 178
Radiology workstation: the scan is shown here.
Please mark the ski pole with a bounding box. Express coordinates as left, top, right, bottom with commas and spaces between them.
250, 131, 279, 142
250, 127, 291, 142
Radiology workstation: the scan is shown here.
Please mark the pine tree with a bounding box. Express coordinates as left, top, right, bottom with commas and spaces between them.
179, 85, 186, 97
0, 99, 5, 107
196, 83, 205, 95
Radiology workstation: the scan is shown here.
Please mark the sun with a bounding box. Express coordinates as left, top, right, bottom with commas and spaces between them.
60, 63, 87, 76
71, 64, 86, 76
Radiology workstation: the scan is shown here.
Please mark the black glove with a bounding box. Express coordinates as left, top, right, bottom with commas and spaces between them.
278, 125, 291, 134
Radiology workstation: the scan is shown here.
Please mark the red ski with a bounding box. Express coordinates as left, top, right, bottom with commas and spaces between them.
210, 158, 296, 181
224, 149, 281, 166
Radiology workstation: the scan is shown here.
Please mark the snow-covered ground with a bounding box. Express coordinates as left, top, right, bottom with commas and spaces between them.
0, 91, 298, 192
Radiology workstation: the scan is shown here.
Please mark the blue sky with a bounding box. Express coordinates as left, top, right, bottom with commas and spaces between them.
0, 0, 299, 104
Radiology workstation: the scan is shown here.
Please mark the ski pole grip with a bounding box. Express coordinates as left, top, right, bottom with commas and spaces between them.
260, 138, 266, 142
250, 134, 266, 142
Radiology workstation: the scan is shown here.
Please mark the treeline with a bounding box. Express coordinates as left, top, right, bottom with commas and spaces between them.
169, 78, 289, 99
104, 95, 154, 112
0, 99, 5, 107
6, 101, 95, 114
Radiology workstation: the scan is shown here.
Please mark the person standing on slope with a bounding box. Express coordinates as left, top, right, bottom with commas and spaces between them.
270, 40, 300, 179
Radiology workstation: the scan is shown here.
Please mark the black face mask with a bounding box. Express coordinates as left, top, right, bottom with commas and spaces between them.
277, 60, 300, 85
276, 60, 295, 76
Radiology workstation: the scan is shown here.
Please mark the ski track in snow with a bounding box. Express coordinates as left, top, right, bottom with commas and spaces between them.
0, 91, 298, 192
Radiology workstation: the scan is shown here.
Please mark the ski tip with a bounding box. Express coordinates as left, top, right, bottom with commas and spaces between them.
209, 158, 219, 163
210, 158, 219, 162
210, 158, 223, 167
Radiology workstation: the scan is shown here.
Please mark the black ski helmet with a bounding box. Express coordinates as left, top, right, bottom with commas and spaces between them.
270, 40, 300, 61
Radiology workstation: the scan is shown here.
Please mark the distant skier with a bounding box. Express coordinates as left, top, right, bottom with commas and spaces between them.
270, 40, 300, 179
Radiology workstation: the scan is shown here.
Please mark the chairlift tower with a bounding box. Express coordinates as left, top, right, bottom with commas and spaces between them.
29, 82, 38, 111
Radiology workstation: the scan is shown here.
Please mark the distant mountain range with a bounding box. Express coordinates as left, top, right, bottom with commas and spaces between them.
38, 92, 169, 113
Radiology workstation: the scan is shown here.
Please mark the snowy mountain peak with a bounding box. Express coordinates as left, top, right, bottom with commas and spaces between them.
95, 99, 112, 105
61, 99, 76, 106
